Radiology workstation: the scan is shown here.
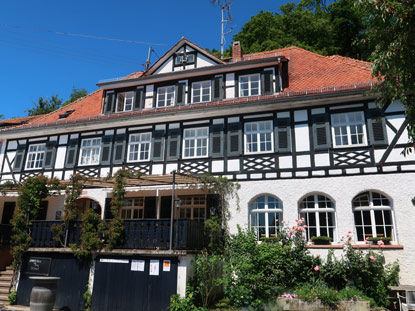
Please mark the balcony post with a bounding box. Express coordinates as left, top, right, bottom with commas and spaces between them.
169, 170, 176, 250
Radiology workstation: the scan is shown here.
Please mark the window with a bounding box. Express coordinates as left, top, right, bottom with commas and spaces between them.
353, 191, 394, 241
299, 194, 336, 241
116, 91, 134, 112
25, 144, 46, 170
121, 197, 144, 219
183, 127, 208, 158
331, 111, 366, 147
157, 86, 175, 107
192, 81, 211, 103
249, 195, 283, 239
244, 120, 273, 154
175, 53, 195, 65
239, 73, 260, 97
178, 195, 206, 220
79, 138, 101, 166
128, 133, 151, 162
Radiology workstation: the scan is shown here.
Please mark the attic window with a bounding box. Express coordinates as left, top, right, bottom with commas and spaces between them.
175, 52, 195, 66
59, 110, 75, 119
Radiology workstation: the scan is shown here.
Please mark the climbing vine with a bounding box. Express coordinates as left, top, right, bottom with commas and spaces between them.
10, 176, 62, 267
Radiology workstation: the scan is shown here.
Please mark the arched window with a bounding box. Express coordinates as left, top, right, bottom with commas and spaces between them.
249, 195, 283, 239
352, 191, 394, 241
299, 194, 336, 240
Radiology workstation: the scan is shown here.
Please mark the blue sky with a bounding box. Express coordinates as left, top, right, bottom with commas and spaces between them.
0, 0, 289, 119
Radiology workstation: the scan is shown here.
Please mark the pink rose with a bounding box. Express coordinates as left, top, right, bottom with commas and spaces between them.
314, 266, 319, 272
377, 240, 385, 248
370, 255, 376, 262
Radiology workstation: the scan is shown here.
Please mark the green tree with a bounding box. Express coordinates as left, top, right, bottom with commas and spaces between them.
227, 0, 369, 59
26, 95, 62, 116
63, 86, 88, 106
362, 0, 415, 147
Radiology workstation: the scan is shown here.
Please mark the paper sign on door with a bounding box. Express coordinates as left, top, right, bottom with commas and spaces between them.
163, 260, 171, 272
149, 260, 159, 276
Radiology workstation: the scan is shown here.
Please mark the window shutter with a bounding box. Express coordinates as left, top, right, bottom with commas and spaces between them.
113, 133, 126, 164
227, 122, 242, 156
103, 92, 115, 114
212, 75, 223, 101
65, 138, 79, 168
312, 114, 331, 150
44, 141, 57, 169
281, 62, 289, 89
167, 128, 181, 160
275, 67, 281, 92
175, 82, 186, 105
261, 70, 274, 95
13, 144, 26, 172
367, 109, 388, 145
100, 135, 113, 165
210, 124, 224, 157
152, 129, 165, 161
134, 87, 145, 111
275, 118, 291, 153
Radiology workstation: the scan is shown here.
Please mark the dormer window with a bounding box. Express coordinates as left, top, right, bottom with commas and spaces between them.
192, 81, 211, 103
157, 86, 175, 107
175, 53, 195, 66
239, 74, 260, 97
116, 91, 134, 112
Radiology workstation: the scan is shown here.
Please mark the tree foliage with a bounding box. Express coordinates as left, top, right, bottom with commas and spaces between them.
62, 86, 88, 106
225, 0, 369, 59
362, 0, 415, 147
26, 95, 62, 116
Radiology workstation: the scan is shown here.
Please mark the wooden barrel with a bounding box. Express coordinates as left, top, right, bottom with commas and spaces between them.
29, 277, 60, 311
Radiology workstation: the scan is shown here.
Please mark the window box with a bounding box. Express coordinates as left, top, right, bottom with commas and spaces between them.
311, 235, 332, 245
368, 236, 391, 245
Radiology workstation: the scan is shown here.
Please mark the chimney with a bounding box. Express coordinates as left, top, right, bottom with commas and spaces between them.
232, 41, 242, 61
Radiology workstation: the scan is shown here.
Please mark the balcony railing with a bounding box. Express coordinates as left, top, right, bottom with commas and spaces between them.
0, 224, 12, 245
30, 219, 206, 250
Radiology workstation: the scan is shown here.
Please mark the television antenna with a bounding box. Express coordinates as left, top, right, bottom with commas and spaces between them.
211, 0, 234, 59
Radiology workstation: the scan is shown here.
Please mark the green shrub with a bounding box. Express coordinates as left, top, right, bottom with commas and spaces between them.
170, 293, 200, 311
311, 236, 332, 242
338, 287, 375, 307
294, 282, 339, 307
320, 250, 348, 290
8, 290, 17, 305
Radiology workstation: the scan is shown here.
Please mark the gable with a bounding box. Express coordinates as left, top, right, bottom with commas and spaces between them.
147, 38, 224, 76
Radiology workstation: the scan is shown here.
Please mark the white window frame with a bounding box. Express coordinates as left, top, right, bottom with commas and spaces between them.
331, 111, 367, 147
182, 127, 209, 159
25, 143, 46, 170
157, 86, 175, 108
244, 120, 274, 154
116, 91, 135, 112
239, 73, 260, 97
192, 80, 211, 103
299, 194, 337, 241
127, 132, 152, 162
79, 138, 101, 166
352, 191, 395, 242
249, 195, 283, 239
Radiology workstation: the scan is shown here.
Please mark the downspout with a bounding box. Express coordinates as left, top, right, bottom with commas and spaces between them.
169, 170, 176, 250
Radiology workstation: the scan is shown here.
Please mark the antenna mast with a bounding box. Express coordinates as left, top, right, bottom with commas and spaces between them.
213, 0, 233, 59
145, 45, 152, 70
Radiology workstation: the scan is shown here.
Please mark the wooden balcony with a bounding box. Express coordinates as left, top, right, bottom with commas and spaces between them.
0, 224, 12, 245
30, 219, 207, 250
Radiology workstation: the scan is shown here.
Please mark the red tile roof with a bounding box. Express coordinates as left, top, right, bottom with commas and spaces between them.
0, 115, 42, 126
1, 46, 375, 132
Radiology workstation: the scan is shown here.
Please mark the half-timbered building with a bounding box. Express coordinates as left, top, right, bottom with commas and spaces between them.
0, 38, 414, 310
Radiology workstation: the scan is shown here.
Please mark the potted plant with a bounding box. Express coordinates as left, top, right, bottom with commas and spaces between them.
368, 236, 391, 245
311, 235, 332, 245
